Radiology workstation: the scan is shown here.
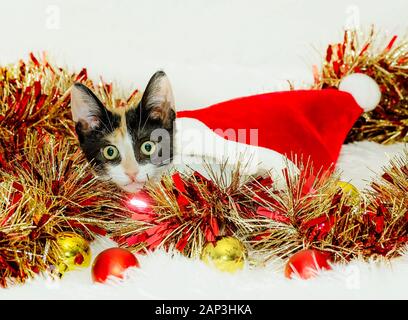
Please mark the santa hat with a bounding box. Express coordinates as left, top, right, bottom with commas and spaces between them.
177, 73, 381, 170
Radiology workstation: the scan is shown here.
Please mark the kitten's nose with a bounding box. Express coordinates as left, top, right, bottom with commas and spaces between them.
125, 171, 138, 182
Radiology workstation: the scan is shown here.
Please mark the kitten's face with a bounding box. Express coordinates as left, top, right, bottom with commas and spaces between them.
71, 71, 176, 192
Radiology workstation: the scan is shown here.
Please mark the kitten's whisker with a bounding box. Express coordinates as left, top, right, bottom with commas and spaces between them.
138, 113, 151, 135
100, 101, 114, 132
137, 101, 144, 136
98, 118, 112, 133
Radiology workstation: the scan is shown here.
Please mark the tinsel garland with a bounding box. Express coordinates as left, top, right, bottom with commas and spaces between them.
0, 54, 137, 286
0, 53, 78, 168
247, 152, 408, 262
0, 53, 141, 170
313, 29, 408, 144
112, 163, 260, 257
0, 136, 129, 286
115, 151, 408, 264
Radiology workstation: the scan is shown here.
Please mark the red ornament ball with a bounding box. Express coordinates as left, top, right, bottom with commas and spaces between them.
92, 248, 139, 283
284, 249, 332, 280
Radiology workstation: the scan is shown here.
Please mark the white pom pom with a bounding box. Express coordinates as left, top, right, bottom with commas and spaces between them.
339, 73, 381, 112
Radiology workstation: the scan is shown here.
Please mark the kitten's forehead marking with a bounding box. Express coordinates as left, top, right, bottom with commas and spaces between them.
106, 111, 139, 173
106, 111, 126, 140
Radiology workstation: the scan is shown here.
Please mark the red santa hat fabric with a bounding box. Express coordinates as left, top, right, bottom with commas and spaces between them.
177, 89, 363, 169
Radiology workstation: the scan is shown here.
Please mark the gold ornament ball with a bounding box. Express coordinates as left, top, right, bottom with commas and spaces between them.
55, 232, 91, 275
201, 237, 246, 273
336, 181, 360, 205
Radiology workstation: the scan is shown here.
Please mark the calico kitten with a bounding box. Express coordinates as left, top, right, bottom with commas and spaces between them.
71, 71, 295, 193
71, 71, 175, 192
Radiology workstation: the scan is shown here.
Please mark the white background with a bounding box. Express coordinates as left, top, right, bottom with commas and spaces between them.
1, 0, 407, 110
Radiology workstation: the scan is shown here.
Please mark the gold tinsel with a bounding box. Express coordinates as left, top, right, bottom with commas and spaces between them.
0, 135, 132, 286
313, 28, 408, 144
0, 54, 139, 286
242, 162, 363, 262
244, 152, 408, 262
0, 53, 141, 168
112, 163, 259, 258
112, 151, 408, 264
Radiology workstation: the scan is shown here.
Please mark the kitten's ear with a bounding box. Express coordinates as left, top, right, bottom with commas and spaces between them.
70, 83, 105, 130
140, 71, 175, 124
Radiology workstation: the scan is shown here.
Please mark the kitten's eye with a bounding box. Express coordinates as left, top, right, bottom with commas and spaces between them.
102, 145, 119, 160
140, 141, 156, 156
